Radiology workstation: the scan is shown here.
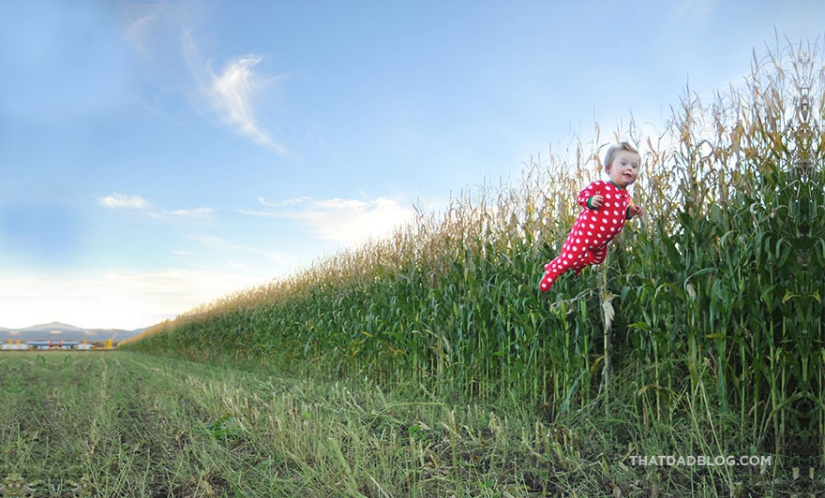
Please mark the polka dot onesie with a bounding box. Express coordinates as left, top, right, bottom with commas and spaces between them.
539, 180, 631, 292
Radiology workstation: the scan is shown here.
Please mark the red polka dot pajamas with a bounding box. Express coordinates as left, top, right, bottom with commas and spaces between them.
539, 180, 631, 292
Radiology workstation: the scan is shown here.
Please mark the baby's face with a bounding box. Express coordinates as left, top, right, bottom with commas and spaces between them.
607, 151, 640, 187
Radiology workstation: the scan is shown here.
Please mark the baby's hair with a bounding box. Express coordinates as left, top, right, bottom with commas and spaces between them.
603, 141, 639, 170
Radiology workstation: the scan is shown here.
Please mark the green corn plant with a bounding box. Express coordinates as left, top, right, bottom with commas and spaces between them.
119, 40, 824, 470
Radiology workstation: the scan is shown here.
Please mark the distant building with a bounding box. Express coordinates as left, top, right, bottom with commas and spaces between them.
1, 340, 26, 351
0, 339, 111, 351
27, 341, 53, 350
25, 340, 81, 350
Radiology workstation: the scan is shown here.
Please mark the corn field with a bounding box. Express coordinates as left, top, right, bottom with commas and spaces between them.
120, 42, 824, 468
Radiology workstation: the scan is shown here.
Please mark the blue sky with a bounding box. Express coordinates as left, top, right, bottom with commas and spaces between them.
0, 0, 821, 330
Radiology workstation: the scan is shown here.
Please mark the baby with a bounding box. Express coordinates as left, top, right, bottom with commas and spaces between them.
539, 142, 643, 292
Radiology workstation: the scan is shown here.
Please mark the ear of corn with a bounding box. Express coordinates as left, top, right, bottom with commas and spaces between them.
119, 41, 824, 461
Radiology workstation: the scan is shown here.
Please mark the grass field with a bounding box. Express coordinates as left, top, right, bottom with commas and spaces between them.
5, 42, 823, 497
0, 352, 817, 497
117, 41, 824, 496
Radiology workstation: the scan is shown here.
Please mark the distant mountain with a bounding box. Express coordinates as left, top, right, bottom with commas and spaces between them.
0, 322, 143, 343
18, 322, 86, 333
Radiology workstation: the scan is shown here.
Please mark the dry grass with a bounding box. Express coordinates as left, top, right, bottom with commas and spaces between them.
1, 352, 804, 497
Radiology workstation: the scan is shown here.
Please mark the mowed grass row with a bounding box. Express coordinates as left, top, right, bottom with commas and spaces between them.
120, 42, 824, 473
0, 352, 795, 497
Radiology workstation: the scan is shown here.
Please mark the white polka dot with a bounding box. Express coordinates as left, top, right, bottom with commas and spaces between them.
606, 194, 611, 199
604, 202, 610, 207
587, 231, 592, 236
589, 223, 595, 229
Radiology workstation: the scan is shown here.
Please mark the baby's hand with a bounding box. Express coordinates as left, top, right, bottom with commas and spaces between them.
589, 195, 603, 209
628, 205, 644, 218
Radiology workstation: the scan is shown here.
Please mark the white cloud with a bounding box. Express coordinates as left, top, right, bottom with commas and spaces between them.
206, 55, 289, 154
160, 207, 214, 218
258, 196, 313, 208
0, 269, 274, 330
119, 5, 288, 154
98, 193, 149, 209
242, 195, 417, 244
99, 193, 212, 220
179, 28, 289, 154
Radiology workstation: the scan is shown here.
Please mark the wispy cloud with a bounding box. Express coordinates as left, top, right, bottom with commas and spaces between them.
241, 195, 417, 244
228, 261, 255, 272
258, 196, 313, 208
119, 5, 288, 154
191, 234, 287, 263
123, 10, 159, 59
98, 193, 149, 209
675, 0, 717, 23
180, 29, 289, 154
158, 207, 213, 218
98, 193, 212, 220
206, 55, 289, 154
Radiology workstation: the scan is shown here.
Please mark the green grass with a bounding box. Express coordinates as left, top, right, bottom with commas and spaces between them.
91, 40, 825, 496
121, 40, 823, 469
1, 352, 812, 497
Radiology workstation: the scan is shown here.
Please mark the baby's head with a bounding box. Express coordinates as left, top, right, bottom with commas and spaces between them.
604, 142, 640, 187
